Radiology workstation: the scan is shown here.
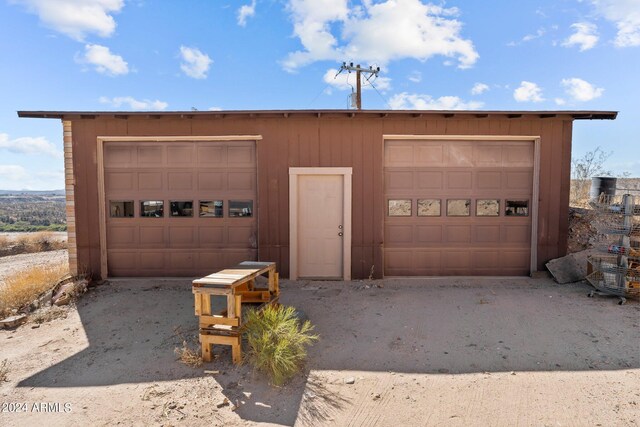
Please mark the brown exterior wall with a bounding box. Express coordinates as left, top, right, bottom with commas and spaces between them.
67, 113, 573, 279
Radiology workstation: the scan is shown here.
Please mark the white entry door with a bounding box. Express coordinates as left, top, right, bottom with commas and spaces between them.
290, 168, 352, 280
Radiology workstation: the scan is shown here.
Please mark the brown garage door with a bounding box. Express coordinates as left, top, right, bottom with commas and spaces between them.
384, 139, 533, 276
104, 140, 257, 276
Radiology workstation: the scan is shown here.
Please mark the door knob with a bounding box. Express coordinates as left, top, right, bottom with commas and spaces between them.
338, 232, 343, 236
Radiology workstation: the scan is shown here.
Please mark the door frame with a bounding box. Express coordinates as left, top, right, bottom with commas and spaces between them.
382, 135, 541, 275
289, 167, 352, 280
96, 135, 263, 279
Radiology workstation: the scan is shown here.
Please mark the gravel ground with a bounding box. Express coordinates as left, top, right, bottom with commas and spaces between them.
0, 249, 68, 284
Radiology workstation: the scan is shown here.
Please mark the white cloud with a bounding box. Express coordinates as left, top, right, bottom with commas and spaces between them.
0, 165, 29, 183
208, 106, 223, 111
13, 0, 124, 41
282, 0, 478, 72
0, 165, 64, 190
179, 46, 213, 79
80, 44, 128, 75
408, 71, 422, 83
522, 28, 546, 42
562, 22, 599, 51
237, 0, 256, 27
561, 78, 604, 102
513, 81, 544, 102
389, 92, 484, 110
591, 0, 640, 47
555, 98, 566, 106
0, 133, 62, 158
471, 82, 489, 95
99, 96, 168, 110
323, 68, 391, 91
508, 27, 546, 46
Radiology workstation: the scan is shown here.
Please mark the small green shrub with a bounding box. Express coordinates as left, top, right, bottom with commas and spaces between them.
242, 305, 318, 386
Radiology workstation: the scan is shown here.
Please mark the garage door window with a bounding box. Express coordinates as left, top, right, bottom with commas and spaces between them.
418, 199, 440, 216
140, 200, 164, 217
229, 200, 253, 217
199, 200, 223, 218
505, 200, 529, 216
110, 201, 134, 218
447, 199, 470, 216
476, 199, 500, 217
170, 201, 193, 217
388, 199, 412, 216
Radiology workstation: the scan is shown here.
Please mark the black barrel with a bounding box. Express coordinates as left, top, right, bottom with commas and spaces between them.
590, 177, 617, 201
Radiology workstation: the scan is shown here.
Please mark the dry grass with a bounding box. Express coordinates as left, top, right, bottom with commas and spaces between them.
174, 340, 203, 368
14, 232, 67, 253
0, 359, 9, 382
0, 262, 68, 317
0, 232, 67, 256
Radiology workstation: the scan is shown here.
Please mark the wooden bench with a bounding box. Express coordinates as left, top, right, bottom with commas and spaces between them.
192, 261, 279, 364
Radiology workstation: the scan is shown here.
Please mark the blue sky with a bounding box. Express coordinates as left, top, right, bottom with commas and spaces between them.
0, 0, 639, 190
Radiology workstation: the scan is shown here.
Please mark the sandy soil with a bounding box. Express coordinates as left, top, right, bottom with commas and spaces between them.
0, 250, 68, 284
0, 276, 638, 426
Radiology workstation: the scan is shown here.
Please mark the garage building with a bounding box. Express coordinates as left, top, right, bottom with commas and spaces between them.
18, 109, 616, 280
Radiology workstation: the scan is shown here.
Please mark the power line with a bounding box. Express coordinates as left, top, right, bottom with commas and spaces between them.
338, 62, 380, 109
368, 77, 393, 110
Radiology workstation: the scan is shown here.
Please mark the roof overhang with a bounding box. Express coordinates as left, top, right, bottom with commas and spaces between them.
17, 109, 618, 120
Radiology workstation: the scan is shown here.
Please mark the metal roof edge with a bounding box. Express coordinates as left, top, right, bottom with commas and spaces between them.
17, 109, 618, 120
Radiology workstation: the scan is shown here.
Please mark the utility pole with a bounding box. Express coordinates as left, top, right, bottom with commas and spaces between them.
338, 62, 380, 110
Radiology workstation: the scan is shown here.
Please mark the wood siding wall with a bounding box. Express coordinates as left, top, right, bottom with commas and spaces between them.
68, 114, 573, 279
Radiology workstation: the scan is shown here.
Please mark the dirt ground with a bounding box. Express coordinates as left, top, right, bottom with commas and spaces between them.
0, 249, 68, 284
0, 249, 68, 286
1, 273, 638, 426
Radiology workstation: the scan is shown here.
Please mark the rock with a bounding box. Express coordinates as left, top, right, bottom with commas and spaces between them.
373, 393, 381, 400
216, 398, 230, 408
1, 314, 27, 329
74, 279, 88, 295
344, 377, 355, 384
31, 324, 40, 329
510, 371, 516, 375
53, 294, 71, 306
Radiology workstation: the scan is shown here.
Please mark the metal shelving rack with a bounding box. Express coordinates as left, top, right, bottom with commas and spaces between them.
586, 193, 640, 304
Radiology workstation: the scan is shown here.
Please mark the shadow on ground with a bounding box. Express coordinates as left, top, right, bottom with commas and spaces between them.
17, 277, 640, 425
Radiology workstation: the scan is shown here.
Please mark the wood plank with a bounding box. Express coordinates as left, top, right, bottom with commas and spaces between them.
194, 294, 202, 315
192, 287, 231, 296
235, 295, 242, 325
201, 294, 211, 316
198, 315, 239, 327
227, 294, 236, 319
235, 290, 270, 301
199, 334, 240, 346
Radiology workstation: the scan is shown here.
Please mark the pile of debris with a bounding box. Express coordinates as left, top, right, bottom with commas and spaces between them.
0, 275, 93, 329
567, 207, 601, 253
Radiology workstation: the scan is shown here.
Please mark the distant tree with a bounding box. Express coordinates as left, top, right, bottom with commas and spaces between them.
571, 147, 612, 204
